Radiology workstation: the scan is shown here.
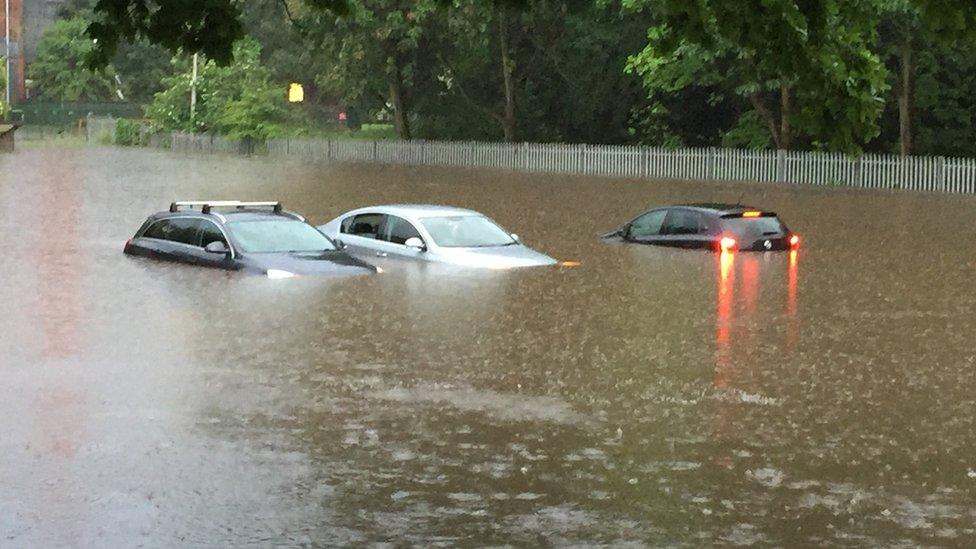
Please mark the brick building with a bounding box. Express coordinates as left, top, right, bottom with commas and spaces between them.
3, 0, 66, 103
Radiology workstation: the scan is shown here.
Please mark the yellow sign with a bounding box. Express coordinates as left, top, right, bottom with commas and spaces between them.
288, 83, 304, 103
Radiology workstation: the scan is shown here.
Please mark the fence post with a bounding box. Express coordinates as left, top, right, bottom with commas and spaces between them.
327, 140, 333, 162
708, 147, 717, 180
776, 149, 787, 183
372, 140, 378, 163
937, 156, 947, 192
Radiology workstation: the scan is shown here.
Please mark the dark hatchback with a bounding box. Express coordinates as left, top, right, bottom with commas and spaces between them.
124, 201, 378, 278
604, 203, 800, 252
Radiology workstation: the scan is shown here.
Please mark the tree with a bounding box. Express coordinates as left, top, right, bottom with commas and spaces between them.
145, 39, 294, 140
298, 0, 438, 139
869, 23, 976, 157
56, 0, 172, 103
878, 1, 920, 156
420, 0, 652, 143
30, 18, 119, 102
625, 0, 889, 153
87, 0, 247, 67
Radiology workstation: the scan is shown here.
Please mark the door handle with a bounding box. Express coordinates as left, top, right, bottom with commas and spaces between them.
376, 252, 388, 257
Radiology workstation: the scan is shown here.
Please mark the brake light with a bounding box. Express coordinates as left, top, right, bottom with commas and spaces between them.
719, 236, 737, 251
742, 211, 762, 218
789, 234, 800, 248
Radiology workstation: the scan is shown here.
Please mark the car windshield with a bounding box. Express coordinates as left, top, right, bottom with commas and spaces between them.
420, 215, 516, 248
722, 216, 785, 240
228, 219, 335, 253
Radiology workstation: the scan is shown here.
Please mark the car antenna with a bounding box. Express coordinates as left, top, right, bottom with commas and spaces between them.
735, 190, 745, 206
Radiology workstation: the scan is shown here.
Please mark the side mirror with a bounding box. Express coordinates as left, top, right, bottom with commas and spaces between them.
510, 233, 521, 243
404, 237, 426, 251
333, 238, 347, 250
204, 241, 230, 255
620, 225, 631, 239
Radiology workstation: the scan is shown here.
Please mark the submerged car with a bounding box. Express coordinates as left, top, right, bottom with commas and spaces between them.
604, 203, 800, 252
124, 201, 378, 278
318, 205, 557, 269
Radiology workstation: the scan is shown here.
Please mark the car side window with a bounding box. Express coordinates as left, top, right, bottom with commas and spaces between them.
662, 210, 704, 235
343, 213, 384, 239
143, 218, 202, 246
198, 220, 227, 248
382, 215, 423, 245
628, 210, 667, 238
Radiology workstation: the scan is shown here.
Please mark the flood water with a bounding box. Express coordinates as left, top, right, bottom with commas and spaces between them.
3, 145, 976, 546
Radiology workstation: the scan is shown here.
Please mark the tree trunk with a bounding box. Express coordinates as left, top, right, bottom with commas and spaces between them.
388, 60, 411, 140
779, 83, 792, 151
898, 40, 913, 157
749, 92, 783, 150
497, 4, 517, 142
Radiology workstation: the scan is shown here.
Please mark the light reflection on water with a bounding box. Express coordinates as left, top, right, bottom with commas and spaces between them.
1, 146, 975, 545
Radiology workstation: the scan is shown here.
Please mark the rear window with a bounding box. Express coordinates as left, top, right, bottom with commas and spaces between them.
721, 216, 785, 240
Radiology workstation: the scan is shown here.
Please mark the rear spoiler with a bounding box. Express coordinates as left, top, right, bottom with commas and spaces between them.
720, 210, 777, 219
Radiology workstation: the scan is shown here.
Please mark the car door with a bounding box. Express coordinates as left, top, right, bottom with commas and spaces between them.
194, 219, 237, 269
660, 209, 712, 249
138, 218, 206, 264
624, 209, 669, 246
373, 215, 427, 261
338, 212, 385, 255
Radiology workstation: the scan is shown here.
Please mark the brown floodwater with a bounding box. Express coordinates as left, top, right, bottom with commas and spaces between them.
2, 145, 976, 546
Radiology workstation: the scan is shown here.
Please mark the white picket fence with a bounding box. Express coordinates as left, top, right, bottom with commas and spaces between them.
266, 139, 976, 194
83, 116, 976, 194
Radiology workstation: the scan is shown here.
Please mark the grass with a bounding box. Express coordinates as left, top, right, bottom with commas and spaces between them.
294, 123, 398, 141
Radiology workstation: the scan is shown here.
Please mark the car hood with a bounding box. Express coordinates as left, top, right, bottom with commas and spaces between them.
435, 245, 557, 269
240, 250, 377, 276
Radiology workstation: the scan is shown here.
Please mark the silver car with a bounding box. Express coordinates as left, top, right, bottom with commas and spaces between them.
318, 205, 557, 269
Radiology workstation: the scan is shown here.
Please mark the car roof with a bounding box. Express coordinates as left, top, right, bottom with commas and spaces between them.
673, 203, 774, 216
348, 204, 483, 219
150, 209, 298, 223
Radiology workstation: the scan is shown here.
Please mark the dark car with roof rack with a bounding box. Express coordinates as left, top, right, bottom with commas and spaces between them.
603, 203, 800, 252
124, 201, 379, 278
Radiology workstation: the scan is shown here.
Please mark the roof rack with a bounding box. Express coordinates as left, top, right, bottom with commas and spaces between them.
169, 201, 283, 214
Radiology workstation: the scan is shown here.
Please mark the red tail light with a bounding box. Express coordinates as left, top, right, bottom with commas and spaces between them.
719, 236, 737, 252
789, 234, 800, 248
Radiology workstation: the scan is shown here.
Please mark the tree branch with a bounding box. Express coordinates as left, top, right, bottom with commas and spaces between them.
436, 54, 504, 124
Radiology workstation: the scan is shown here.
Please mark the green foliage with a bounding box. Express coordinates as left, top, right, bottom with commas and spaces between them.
87, 0, 246, 67
721, 111, 773, 149
912, 0, 976, 41
78, 0, 976, 155
30, 18, 119, 102
54, 0, 171, 102
0, 68, 7, 118
898, 33, 976, 156
145, 39, 295, 140
626, 2, 889, 153
114, 118, 142, 145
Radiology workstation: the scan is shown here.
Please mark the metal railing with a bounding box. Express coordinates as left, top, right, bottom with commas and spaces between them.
83, 116, 976, 194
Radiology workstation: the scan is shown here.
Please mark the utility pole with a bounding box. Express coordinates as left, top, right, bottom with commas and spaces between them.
190, 53, 198, 123
4, 0, 10, 112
